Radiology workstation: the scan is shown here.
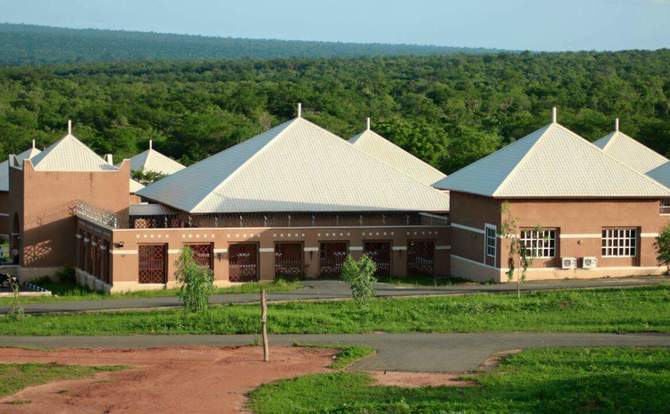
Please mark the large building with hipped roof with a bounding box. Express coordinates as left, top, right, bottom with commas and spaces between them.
5, 105, 670, 291
435, 108, 670, 282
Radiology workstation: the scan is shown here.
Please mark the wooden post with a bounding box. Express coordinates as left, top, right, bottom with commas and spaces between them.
260, 288, 269, 362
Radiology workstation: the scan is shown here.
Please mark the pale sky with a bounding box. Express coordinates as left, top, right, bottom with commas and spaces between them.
1, 0, 669, 51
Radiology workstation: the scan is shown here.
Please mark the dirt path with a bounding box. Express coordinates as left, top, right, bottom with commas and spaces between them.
0, 346, 335, 413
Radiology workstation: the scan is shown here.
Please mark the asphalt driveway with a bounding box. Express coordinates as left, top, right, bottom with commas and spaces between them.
1, 332, 670, 372
1, 276, 667, 315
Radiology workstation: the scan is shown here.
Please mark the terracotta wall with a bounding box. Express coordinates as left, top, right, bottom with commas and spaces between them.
449, 192, 502, 268
11, 160, 131, 270
79, 220, 450, 291
449, 191, 670, 282
503, 198, 670, 269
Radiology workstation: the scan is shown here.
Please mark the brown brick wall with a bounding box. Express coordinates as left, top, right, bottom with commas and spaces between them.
12, 160, 130, 269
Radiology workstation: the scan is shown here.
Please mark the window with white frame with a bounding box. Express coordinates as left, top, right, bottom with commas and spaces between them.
660, 199, 670, 215
485, 224, 497, 258
520, 228, 557, 258
601, 228, 637, 257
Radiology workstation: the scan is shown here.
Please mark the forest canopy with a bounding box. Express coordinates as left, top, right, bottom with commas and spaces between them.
0, 23, 498, 66
0, 50, 669, 173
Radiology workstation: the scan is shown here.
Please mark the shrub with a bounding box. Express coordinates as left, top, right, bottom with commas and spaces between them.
176, 247, 214, 313
656, 224, 670, 273
340, 255, 377, 304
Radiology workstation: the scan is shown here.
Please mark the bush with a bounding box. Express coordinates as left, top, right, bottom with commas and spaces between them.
176, 247, 214, 313
340, 255, 377, 304
656, 224, 670, 273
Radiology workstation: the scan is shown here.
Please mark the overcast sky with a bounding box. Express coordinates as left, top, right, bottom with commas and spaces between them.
1, 0, 669, 51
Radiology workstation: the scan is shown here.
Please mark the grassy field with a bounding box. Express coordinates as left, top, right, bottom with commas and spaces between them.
2, 271, 302, 305
0, 363, 124, 399
1, 286, 669, 335
249, 347, 670, 413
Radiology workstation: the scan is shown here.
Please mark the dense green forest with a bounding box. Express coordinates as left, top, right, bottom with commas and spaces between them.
0, 23, 498, 66
0, 50, 669, 173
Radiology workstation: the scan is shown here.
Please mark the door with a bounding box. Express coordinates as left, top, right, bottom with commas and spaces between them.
186, 243, 214, 271
275, 243, 303, 277
138, 244, 168, 284
229, 243, 258, 282
363, 241, 391, 277
407, 240, 434, 276
319, 242, 348, 278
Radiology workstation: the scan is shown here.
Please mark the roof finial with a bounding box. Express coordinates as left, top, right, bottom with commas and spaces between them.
32, 139, 36, 150
366, 117, 371, 131
67, 119, 72, 135
552, 107, 557, 124
149, 139, 153, 150
615, 117, 620, 132
297, 102, 302, 118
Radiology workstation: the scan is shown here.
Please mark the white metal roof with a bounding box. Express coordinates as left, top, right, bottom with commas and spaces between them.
434, 122, 670, 198
138, 117, 450, 213
129, 179, 145, 194
593, 130, 667, 174
0, 146, 41, 192
29, 133, 117, 172
349, 128, 446, 186
129, 142, 185, 175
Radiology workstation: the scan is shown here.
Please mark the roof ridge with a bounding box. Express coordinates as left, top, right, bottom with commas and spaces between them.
600, 131, 618, 152
190, 118, 298, 212
492, 123, 552, 197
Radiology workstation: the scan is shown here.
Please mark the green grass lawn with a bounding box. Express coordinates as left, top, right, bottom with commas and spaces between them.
0, 363, 124, 399
2, 270, 302, 305
2, 286, 669, 335
249, 347, 670, 413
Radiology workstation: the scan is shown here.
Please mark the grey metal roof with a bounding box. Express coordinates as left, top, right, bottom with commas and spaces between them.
349, 128, 446, 186
138, 117, 450, 213
29, 133, 117, 172
129, 203, 176, 216
128, 143, 185, 175
593, 130, 668, 174
0, 146, 41, 192
434, 122, 670, 198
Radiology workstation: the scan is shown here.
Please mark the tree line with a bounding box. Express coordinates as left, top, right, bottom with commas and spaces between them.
0, 50, 669, 173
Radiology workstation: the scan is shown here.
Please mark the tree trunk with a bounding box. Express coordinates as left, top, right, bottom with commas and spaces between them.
260, 288, 269, 362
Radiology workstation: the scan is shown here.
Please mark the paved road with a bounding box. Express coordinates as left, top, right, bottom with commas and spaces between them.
2, 333, 670, 372
2, 276, 668, 315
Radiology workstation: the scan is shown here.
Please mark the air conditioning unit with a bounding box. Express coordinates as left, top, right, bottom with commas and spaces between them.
582, 257, 598, 269
561, 257, 577, 270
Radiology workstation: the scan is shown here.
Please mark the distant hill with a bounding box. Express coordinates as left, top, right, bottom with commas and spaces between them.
0, 23, 502, 65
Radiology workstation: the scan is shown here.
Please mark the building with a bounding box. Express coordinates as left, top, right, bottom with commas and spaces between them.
69, 108, 451, 292
434, 109, 670, 282
349, 118, 447, 187
8, 122, 131, 280
8, 105, 670, 291
593, 118, 668, 174
128, 140, 185, 176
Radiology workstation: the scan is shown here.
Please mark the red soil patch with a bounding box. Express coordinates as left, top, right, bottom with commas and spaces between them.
0, 346, 335, 414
